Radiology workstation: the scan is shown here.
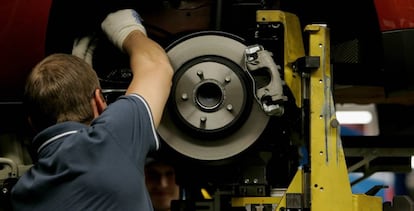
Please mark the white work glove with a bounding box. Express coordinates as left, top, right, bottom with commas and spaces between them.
72, 35, 98, 65
101, 9, 147, 51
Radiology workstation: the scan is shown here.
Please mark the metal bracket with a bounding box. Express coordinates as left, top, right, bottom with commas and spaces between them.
244, 44, 286, 116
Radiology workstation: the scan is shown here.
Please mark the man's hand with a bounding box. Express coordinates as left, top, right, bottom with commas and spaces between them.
101, 8, 173, 127
101, 9, 147, 51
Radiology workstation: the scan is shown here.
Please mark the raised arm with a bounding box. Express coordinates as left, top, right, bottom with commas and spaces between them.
101, 9, 173, 127
123, 30, 173, 127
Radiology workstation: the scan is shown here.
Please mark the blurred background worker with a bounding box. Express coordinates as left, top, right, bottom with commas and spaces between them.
145, 154, 180, 211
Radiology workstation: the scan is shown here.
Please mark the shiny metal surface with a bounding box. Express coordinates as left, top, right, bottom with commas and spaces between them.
158, 31, 270, 161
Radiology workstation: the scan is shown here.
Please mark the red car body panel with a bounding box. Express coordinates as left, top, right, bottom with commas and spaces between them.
375, 0, 414, 31
0, 0, 51, 101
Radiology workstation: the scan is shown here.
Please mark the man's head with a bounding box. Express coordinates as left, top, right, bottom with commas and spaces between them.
145, 157, 180, 211
24, 53, 104, 132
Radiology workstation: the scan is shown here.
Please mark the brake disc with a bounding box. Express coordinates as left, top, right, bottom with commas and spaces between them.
158, 31, 270, 161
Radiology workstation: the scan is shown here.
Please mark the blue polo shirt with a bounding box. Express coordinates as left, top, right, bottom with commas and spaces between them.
11, 94, 158, 210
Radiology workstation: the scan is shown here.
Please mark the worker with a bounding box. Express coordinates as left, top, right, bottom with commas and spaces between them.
145, 155, 180, 211
10, 8, 173, 211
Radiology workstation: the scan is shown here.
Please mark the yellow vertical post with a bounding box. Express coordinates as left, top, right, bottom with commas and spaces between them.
306, 24, 355, 211
306, 23, 382, 211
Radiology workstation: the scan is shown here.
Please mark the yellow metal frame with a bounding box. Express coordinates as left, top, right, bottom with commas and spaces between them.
231, 10, 383, 211
306, 20, 382, 211
255, 10, 305, 107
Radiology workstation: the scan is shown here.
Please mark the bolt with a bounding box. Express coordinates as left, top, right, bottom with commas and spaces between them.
181, 93, 188, 101
197, 71, 204, 79
330, 118, 340, 128
226, 104, 233, 111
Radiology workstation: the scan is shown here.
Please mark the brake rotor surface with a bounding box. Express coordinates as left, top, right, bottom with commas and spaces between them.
158, 31, 270, 161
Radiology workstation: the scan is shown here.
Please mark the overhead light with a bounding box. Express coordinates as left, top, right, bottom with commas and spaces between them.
336, 111, 373, 124
335, 103, 379, 136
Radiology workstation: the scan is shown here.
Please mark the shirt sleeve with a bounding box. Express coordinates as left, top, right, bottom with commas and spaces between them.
92, 94, 159, 165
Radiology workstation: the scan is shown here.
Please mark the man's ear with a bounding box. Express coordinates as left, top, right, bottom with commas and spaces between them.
92, 89, 107, 115
27, 116, 37, 133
